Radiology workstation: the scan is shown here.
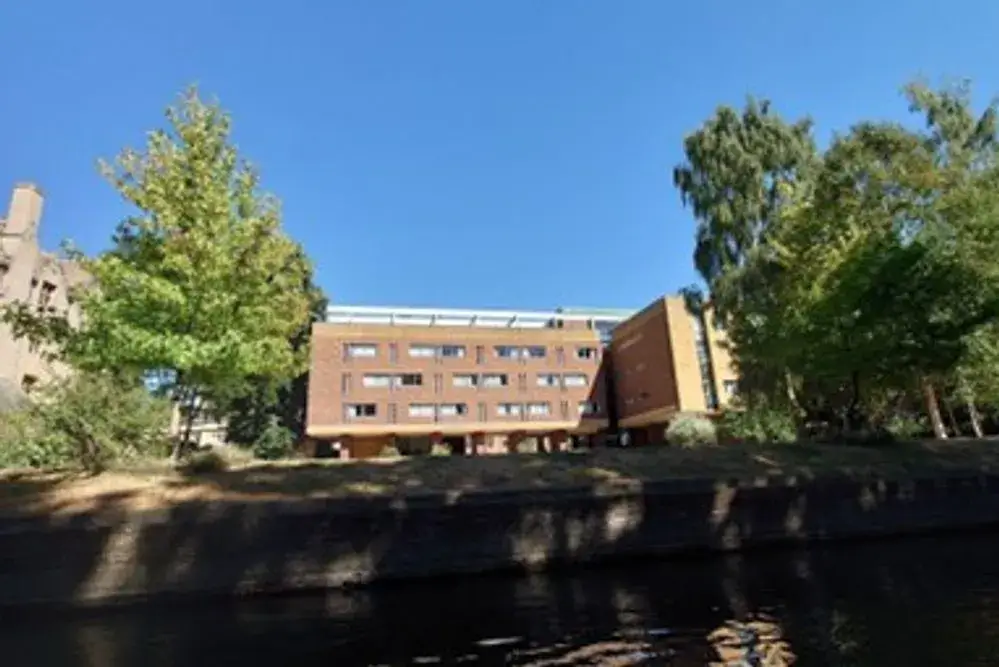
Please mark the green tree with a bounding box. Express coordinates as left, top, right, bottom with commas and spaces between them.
219, 278, 327, 446
675, 80, 999, 440
4, 87, 315, 459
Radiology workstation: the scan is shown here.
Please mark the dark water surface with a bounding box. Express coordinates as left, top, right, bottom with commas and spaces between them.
5, 533, 999, 665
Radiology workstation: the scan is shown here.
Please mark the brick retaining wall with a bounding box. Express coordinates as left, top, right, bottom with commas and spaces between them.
2, 474, 999, 608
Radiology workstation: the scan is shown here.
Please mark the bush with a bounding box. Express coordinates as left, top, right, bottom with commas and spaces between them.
430, 443, 451, 456
379, 444, 401, 458
180, 449, 229, 474
0, 371, 172, 472
666, 415, 718, 448
718, 407, 797, 445
883, 413, 926, 441
251, 418, 296, 460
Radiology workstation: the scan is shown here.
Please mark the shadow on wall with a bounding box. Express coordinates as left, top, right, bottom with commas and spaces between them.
9, 527, 999, 665
3, 450, 999, 618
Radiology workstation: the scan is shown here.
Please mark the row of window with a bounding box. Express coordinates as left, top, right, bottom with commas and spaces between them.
344, 400, 600, 420
353, 372, 590, 390
344, 342, 599, 363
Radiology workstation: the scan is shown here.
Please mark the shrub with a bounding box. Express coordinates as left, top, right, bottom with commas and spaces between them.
0, 371, 172, 472
180, 449, 229, 474
251, 418, 296, 460
883, 413, 926, 441
379, 444, 401, 458
718, 407, 797, 445
666, 415, 718, 448
430, 443, 451, 456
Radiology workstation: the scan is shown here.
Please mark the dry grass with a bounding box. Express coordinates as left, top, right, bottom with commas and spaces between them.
2, 438, 998, 519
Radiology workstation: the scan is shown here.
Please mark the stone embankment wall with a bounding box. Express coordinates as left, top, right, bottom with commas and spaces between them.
2, 474, 999, 608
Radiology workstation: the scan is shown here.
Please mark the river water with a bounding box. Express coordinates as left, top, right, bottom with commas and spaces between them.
5, 533, 999, 665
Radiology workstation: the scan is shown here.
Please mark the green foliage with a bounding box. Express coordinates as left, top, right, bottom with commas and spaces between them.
879, 413, 926, 441
2, 87, 316, 458
251, 417, 296, 460
666, 416, 719, 448
180, 449, 229, 474
0, 372, 171, 472
219, 283, 328, 446
718, 407, 797, 445
430, 443, 451, 457
379, 444, 401, 458
675, 78, 999, 438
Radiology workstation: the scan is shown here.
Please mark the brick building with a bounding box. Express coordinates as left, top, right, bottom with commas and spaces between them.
306, 296, 736, 458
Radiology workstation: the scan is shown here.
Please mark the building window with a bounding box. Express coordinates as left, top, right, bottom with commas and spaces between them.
20, 375, 38, 394
579, 401, 599, 415
362, 374, 392, 388
453, 373, 479, 388
497, 403, 522, 417
576, 347, 597, 360
440, 345, 466, 358
409, 344, 437, 358
345, 403, 377, 419
723, 379, 738, 398
37, 281, 57, 310
494, 345, 518, 359
345, 343, 377, 358
536, 373, 559, 388
563, 374, 588, 388
481, 373, 508, 388
397, 373, 423, 387
475, 345, 485, 364
409, 403, 435, 418
525, 346, 546, 359
438, 403, 468, 418
526, 402, 550, 416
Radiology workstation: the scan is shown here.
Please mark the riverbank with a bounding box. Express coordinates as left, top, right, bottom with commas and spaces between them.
3, 438, 999, 519
3, 440, 999, 609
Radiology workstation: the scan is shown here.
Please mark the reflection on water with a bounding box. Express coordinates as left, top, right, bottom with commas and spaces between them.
5, 532, 999, 665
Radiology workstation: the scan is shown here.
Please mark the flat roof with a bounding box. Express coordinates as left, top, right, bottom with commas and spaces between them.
325, 304, 635, 329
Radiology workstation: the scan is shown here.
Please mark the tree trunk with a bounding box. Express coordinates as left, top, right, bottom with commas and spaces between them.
945, 400, 962, 437
958, 377, 985, 439
967, 397, 985, 438
922, 379, 948, 440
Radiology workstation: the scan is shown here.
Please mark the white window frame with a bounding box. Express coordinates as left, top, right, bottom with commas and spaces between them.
408, 403, 435, 418
526, 402, 550, 416
481, 373, 508, 388
497, 403, 522, 417
345, 403, 377, 418
452, 374, 479, 388
408, 344, 438, 358
396, 373, 423, 387
346, 343, 377, 358
438, 403, 467, 418
536, 373, 559, 387
563, 373, 588, 388
362, 374, 392, 388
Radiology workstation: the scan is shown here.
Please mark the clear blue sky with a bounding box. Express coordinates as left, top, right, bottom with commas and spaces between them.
3, 1, 998, 312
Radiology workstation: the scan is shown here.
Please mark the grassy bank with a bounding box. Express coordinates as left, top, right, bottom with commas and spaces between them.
2, 439, 998, 518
